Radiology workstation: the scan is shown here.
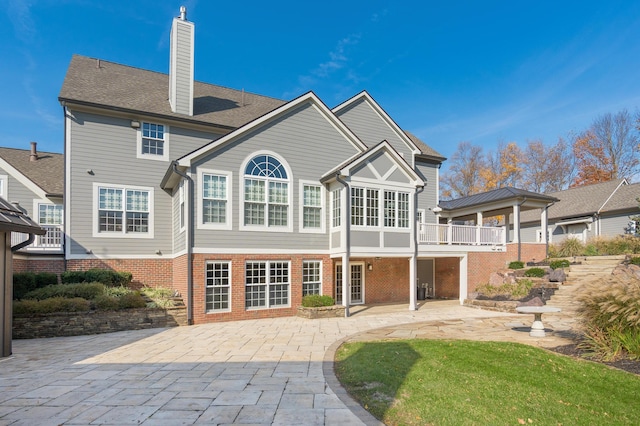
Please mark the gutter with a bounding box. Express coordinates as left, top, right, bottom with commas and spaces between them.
172, 162, 194, 325
11, 234, 35, 252
335, 173, 350, 318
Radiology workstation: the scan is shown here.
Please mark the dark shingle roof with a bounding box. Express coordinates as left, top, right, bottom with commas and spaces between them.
59, 55, 286, 130
0, 147, 63, 196
404, 130, 446, 161
0, 197, 45, 235
440, 187, 558, 210
520, 179, 629, 223
592, 182, 640, 213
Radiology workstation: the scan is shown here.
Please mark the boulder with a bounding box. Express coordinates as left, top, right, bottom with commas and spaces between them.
517, 297, 544, 307
548, 268, 566, 283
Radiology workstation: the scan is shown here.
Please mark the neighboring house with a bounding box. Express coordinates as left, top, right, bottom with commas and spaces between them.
0, 144, 64, 273
50, 8, 552, 324
519, 179, 640, 243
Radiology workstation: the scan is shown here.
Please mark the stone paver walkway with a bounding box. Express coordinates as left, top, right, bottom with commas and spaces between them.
0, 301, 580, 425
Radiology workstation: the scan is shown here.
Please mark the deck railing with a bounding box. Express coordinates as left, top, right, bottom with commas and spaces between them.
11, 225, 63, 250
419, 223, 506, 246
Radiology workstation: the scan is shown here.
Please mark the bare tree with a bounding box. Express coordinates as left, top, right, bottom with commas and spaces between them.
440, 141, 485, 199
523, 138, 575, 192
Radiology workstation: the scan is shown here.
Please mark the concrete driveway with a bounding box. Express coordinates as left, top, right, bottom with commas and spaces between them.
0, 301, 576, 425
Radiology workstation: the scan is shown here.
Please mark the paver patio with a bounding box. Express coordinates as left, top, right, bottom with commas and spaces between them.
0, 301, 578, 425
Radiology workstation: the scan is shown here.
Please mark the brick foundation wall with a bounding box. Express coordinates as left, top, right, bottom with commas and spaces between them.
12, 256, 65, 274
435, 258, 460, 298
348, 257, 410, 304
466, 243, 547, 294
66, 258, 173, 288
189, 253, 333, 324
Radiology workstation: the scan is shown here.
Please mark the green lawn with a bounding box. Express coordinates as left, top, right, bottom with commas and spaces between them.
335, 339, 640, 425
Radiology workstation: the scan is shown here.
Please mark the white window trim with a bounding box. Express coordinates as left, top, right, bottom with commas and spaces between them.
245, 260, 291, 310
32, 200, 64, 224
239, 151, 293, 233
299, 180, 325, 234
136, 122, 170, 162
349, 183, 413, 231
92, 182, 155, 239
0, 174, 7, 199
197, 168, 232, 230
302, 260, 323, 296
331, 188, 341, 229
205, 260, 232, 313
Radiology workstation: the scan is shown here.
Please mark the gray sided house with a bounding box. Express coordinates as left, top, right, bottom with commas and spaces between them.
0, 144, 64, 273
519, 179, 640, 243
53, 7, 552, 324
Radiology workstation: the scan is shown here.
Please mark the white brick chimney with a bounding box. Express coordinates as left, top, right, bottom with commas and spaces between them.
169, 6, 195, 116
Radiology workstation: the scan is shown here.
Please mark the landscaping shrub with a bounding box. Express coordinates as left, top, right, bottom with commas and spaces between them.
301, 294, 335, 307
118, 292, 147, 309
475, 279, 533, 299
524, 267, 546, 278
140, 286, 176, 308
549, 259, 571, 270
92, 295, 121, 310
60, 269, 133, 287
23, 282, 105, 301
35, 272, 58, 287
508, 261, 524, 269
13, 297, 90, 314
578, 277, 640, 361
13, 272, 37, 300
556, 237, 584, 257
630, 256, 640, 266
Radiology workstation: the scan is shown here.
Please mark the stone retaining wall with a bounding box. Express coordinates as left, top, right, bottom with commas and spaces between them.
13, 306, 187, 339
464, 299, 518, 313
296, 305, 346, 319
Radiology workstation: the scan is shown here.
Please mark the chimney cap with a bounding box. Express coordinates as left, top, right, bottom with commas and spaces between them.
179, 6, 187, 20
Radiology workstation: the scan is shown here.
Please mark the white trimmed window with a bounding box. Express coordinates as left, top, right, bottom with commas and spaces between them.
93, 183, 154, 238
37, 203, 63, 248
242, 154, 290, 230
178, 180, 185, 232
351, 187, 364, 226
352, 187, 380, 227
366, 189, 379, 226
137, 122, 169, 161
245, 261, 290, 309
300, 182, 324, 232
302, 261, 322, 296
39, 204, 63, 226
206, 261, 231, 312
332, 189, 341, 228
0, 175, 7, 198
198, 169, 232, 230
384, 190, 410, 228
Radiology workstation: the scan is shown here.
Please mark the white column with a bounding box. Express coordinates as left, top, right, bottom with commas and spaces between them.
476, 211, 483, 245
459, 254, 468, 305
504, 213, 511, 242
409, 256, 417, 311
512, 204, 520, 243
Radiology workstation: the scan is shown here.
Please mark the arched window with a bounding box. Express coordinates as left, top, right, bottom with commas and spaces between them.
243, 154, 289, 227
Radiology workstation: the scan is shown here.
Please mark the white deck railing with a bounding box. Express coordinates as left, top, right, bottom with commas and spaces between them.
419, 223, 506, 246
11, 225, 63, 250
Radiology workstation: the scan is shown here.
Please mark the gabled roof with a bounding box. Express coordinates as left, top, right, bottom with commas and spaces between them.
162, 92, 368, 189
320, 140, 424, 187
440, 187, 558, 211
332, 91, 445, 161
520, 179, 629, 223
599, 182, 640, 213
0, 197, 45, 235
59, 55, 286, 130
0, 147, 64, 197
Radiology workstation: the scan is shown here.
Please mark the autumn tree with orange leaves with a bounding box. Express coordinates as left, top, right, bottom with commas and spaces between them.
572, 109, 640, 186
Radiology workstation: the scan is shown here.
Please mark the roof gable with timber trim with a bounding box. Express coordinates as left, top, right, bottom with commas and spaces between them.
320, 140, 424, 187
332, 91, 445, 161
161, 92, 368, 190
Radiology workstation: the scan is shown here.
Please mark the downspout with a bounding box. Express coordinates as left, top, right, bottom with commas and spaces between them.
172, 162, 194, 325
412, 185, 425, 311
11, 234, 35, 252
335, 173, 350, 318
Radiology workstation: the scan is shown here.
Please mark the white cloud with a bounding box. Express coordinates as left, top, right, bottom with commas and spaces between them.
6, 0, 37, 43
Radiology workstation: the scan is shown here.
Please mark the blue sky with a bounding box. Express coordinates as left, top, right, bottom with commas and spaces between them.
2, 0, 639, 169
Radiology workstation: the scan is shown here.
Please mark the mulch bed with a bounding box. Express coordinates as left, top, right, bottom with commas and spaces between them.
549, 344, 640, 376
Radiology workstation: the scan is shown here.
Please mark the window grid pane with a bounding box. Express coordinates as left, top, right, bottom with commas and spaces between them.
398, 192, 410, 228
142, 122, 164, 156
366, 189, 379, 226
268, 204, 288, 226
332, 189, 341, 227
206, 262, 230, 311
302, 261, 321, 296
384, 191, 396, 227
99, 188, 122, 210
351, 187, 364, 226
39, 204, 63, 225
203, 174, 226, 199
244, 203, 265, 225
98, 186, 149, 234
268, 181, 288, 204
246, 262, 267, 308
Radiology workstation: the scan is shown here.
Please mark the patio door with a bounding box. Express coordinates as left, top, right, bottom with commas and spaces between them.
335, 262, 364, 305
